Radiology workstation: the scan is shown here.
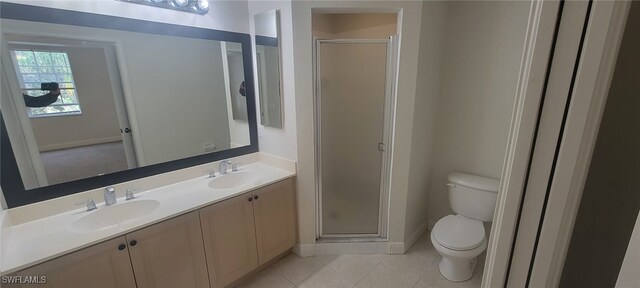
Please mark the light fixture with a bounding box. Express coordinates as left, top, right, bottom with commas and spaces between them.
119, 0, 209, 15
195, 0, 209, 13
171, 0, 189, 7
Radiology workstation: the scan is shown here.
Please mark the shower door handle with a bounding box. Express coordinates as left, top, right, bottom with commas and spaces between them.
378, 142, 385, 152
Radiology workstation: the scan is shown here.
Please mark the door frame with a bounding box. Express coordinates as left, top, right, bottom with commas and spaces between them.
313, 38, 396, 240
0, 60, 47, 188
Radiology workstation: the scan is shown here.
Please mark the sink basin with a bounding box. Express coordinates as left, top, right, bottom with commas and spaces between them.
70, 199, 160, 233
208, 171, 262, 189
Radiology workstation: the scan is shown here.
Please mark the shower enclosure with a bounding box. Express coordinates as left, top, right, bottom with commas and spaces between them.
315, 38, 396, 239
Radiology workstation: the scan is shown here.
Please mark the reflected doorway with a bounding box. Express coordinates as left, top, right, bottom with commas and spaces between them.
4, 36, 137, 186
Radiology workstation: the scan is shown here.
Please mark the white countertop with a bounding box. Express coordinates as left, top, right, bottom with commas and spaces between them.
0, 161, 295, 274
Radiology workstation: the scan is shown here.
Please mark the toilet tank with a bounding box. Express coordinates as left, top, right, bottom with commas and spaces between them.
447, 172, 500, 222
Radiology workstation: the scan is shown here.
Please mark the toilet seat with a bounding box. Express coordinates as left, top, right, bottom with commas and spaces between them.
432, 215, 485, 251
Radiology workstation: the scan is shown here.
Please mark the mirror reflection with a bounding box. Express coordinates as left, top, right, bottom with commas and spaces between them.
254, 10, 283, 129
1, 18, 251, 189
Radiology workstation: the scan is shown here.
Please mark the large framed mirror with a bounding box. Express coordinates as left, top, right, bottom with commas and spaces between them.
254, 10, 283, 129
0, 3, 258, 207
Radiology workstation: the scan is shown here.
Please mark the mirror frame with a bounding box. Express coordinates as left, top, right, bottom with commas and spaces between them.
0, 2, 259, 208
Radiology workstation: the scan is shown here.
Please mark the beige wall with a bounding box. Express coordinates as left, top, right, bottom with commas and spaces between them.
292, 1, 424, 249
313, 14, 397, 39
561, 4, 640, 286
404, 1, 447, 243
22, 45, 122, 152
427, 1, 531, 227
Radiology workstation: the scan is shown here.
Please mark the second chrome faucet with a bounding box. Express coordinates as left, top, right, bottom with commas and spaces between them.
218, 160, 233, 175
104, 186, 117, 206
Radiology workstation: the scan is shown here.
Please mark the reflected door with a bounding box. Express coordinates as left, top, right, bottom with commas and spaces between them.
317, 40, 392, 236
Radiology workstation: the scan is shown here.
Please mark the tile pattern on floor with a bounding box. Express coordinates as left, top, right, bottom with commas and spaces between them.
236, 232, 484, 288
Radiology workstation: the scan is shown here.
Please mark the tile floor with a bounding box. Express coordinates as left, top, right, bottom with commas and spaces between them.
236, 232, 484, 288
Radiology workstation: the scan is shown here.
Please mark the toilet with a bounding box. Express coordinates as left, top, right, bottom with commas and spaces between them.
430, 172, 500, 282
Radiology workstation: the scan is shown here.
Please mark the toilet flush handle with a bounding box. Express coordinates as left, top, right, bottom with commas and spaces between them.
446, 183, 456, 188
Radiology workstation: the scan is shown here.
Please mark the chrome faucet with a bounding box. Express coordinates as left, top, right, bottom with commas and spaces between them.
218, 160, 233, 175
125, 189, 137, 201
104, 186, 117, 206
76, 199, 97, 211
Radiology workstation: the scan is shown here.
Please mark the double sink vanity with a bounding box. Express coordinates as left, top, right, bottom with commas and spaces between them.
1, 155, 297, 288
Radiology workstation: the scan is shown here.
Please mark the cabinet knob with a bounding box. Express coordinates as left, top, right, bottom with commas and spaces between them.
248, 197, 253, 202
130, 240, 138, 246
254, 195, 259, 200
118, 244, 126, 251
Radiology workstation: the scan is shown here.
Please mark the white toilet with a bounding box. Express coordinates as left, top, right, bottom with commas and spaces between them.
430, 172, 500, 282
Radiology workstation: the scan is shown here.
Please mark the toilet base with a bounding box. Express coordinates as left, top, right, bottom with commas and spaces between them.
438, 256, 477, 282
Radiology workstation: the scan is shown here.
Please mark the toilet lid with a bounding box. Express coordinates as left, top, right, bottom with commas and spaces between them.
433, 215, 485, 251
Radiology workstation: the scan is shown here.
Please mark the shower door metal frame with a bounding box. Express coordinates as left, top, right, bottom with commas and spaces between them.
313, 37, 398, 240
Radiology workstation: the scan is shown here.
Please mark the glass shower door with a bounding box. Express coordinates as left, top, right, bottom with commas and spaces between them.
317, 40, 390, 236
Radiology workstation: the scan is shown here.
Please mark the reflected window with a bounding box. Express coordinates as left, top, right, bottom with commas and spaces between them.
11, 50, 82, 117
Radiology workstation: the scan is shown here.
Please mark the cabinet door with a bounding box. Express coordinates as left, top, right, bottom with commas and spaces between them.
253, 178, 297, 264
126, 211, 210, 288
8, 237, 135, 288
200, 192, 259, 288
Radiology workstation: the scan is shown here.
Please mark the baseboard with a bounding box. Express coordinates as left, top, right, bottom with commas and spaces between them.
39, 136, 122, 152
405, 222, 430, 252
387, 242, 405, 255
294, 230, 431, 257
294, 243, 316, 257
295, 238, 433, 256
315, 241, 388, 255
428, 218, 437, 230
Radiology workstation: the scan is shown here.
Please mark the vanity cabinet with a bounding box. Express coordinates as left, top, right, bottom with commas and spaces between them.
201, 178, 297, 287
8, 178, 297, 288
9, 212, 209, 288
253, 179, 297, 265
126, 211, 210, 288
8, 237, 136, 288
200, 192, 259, 288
